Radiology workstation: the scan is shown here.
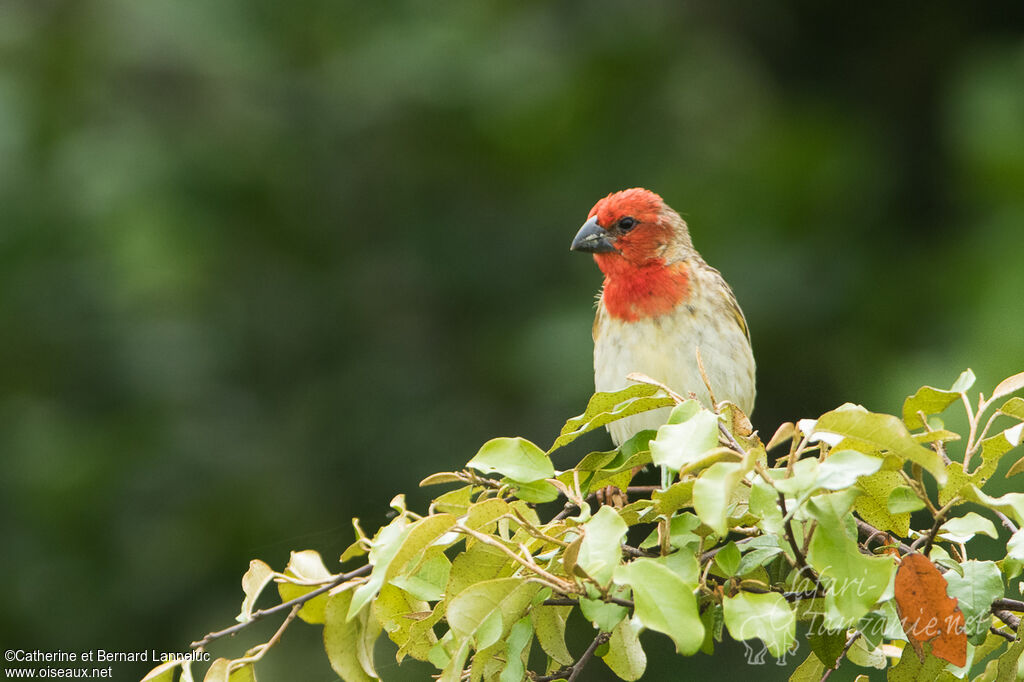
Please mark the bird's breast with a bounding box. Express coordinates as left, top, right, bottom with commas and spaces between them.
599, 261, 690, 322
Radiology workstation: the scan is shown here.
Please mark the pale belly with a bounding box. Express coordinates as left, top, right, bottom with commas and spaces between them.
594, 307, 755, 446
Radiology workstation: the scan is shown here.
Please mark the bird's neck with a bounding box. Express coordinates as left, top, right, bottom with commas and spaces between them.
597, 258, 691, 322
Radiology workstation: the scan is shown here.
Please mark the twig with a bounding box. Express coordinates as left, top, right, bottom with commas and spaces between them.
777, 493, 810, 571
916, 409, 952, 465
801, 520, 818, 559
456, 523, 576, 594
819, 631, 861, 682
855, 518, 913, 555
531, 631, 611, 682
993, 609, 1020, 632
695, 347, 718, 408
622, 544, 659, 558
992, 598, 1024, 613
991, 626, 1017, 642
542, 596, 634, 610
962, 393, 979, 469
718, 422, 745, 455
191, 564, 371, 650
994, 510, 1019, 534
909, 500, 955, 556
228, 604, 300, 669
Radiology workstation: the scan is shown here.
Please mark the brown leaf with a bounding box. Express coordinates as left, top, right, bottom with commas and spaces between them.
893, 553, 967, 667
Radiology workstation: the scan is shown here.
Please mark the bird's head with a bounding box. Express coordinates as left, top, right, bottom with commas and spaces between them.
570, 188, 693, 276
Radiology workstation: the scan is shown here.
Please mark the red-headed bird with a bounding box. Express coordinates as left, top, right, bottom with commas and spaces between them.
571, 188, 756, 446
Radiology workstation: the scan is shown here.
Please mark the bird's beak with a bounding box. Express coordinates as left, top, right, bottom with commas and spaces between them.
570, 217, 617, 254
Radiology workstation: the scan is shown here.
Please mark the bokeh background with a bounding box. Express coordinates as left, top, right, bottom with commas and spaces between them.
2, 1, 1023, 680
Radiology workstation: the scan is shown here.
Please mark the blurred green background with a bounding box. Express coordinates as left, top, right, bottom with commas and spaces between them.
2, 1, 1023, 680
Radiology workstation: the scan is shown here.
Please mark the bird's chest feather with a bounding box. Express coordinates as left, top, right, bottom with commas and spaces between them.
598, 261, 690, 322
594, 310, 705, 396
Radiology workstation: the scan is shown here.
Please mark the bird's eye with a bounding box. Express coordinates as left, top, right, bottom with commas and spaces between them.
617, 216, 637, 232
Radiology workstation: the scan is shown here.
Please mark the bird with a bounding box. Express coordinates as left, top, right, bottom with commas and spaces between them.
570, 188, 756, 447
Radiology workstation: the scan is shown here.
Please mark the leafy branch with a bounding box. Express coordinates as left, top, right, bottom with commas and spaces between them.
144, 369, 1024, 682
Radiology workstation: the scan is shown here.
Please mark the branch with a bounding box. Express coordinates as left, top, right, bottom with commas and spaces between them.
992, 598, 1024, 613
990, 626, 1016, 642
993, 609, 1020, 632
994, 510, 1019, 534
777, 493, 810, 571
191, 563, 371, 650
456, 523, 576, 594
531, 631, 611, 682
228, 604, 300, 669
543, 595, 635, 609
909, 500, 955, 556
855, 518, 913, 555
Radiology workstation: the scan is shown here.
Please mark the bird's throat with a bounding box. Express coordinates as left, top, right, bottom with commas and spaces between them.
597, 258, 691, 322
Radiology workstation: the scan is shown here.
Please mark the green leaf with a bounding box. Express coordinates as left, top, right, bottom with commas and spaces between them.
505, 477, 559, 503
887, 486, 927, 514
846, 636, 885, 669
277, 549, 333, 624
390, 552, 450, 602
855, 470, 912, 535
437, 637, 471, 682
723, 591, 796, 658
938, 512, 999, 543
693, 461, 743, 536
531, 604, 574, 666
1008, 528, 1024, 561
447, 577, 540, 649
141, 660, 180, 682
373, 583, 434, 661
348, 517, 413, 619
578, 505, 628, 586
667, 399, 701, 424
789, 651, 825, 681
815, 450, 884, 490
659, 549, 701, 584
952, 369, 977, 393
580, 595, 628, 632
432, 485, 474, 515
903, 371, 974, 430
1000, 396, 1024, 421
944, 560, 1003, 644
888, 645, 951, 682
499, 617, 533, 682
749, 475, 784, 536
714, 542, 742, 577
614, 558, 704, 655
324, 589, 381, 682
649, 403, 720, 471
963, 487, 1024, 526
468, 437, 554, 483
807, 498, 895, 625
815, 406, 947, 484
806, 616, 847, 668
446, 542, 511, 598
384, 514, 457, 583
550, 385, 674, 452
995, 637, 1024, 682
238, 559, 274, 622
773, 458, 819, 497
602, 618, 647, 681
735, 547, 783, 576
652, 480, 695, 516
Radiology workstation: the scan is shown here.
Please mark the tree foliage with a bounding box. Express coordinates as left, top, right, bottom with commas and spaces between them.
145, 370, 1024, 681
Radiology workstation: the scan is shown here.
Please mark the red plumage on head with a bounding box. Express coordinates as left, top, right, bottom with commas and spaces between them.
585, 188, 691, 321
588, 188, 666, 229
